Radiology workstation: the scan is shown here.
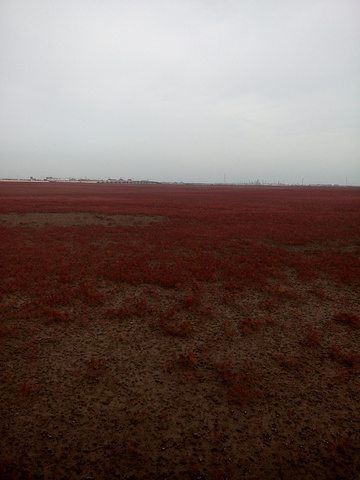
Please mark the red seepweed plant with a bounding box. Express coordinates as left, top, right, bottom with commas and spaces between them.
16, 380, 39, 400
239, 317, 263, 335
160, 319, 194, 336
302, 325, 322, 347
85, 357, 108, 378
164, 350, 197, 371
330, 345, 360, 368
213, 360, 262, 404
332, 312, 360, 328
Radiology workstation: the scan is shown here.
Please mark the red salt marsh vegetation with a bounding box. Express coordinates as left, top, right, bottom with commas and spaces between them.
0, 182, 359, 479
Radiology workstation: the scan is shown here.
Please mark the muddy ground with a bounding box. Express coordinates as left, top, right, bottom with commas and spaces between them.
1, 211, 359, 479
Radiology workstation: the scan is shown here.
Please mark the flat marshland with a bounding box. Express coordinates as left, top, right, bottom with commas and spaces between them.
0, 183, 359, 479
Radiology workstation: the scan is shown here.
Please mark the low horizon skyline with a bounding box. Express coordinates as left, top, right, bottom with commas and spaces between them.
1, 173, 356, 187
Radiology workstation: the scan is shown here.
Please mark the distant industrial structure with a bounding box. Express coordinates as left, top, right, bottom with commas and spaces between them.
101, 178, 162, 184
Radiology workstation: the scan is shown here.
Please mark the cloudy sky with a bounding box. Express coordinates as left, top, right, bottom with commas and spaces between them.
0, 0, 359, 184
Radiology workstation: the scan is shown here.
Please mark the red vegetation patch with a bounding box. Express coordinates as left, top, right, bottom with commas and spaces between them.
330, 345, 360, 368
302, 325, 322, 347
333, 312, 360, 328
0, 183, 359, 479
160, 319, 194, 337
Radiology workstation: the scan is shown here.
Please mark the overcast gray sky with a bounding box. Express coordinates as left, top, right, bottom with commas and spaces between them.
1, 0, 359, 184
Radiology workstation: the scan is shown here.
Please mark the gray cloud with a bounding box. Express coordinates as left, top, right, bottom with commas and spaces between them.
1, 0, 359, 184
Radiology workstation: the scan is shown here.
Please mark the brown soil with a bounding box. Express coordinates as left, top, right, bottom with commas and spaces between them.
1, 213, 359, 479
